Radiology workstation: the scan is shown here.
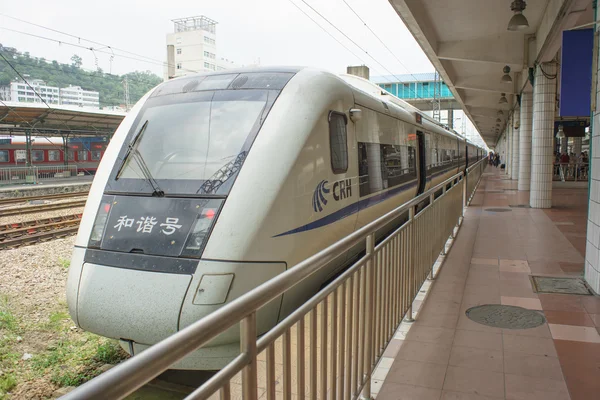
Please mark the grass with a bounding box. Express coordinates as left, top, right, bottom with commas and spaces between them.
42, 311, 71, 332
31, 334, 128, 387
0, 373, 17, 399
0, 296, 18, 333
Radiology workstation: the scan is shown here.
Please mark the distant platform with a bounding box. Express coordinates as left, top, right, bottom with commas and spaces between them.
0, 176, 93, 197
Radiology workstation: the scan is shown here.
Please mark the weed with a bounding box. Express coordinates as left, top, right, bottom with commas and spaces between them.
0, 373, 17, 394
94, 341, 126, 364
0, 311, 17, 332
59, 258, 71, 269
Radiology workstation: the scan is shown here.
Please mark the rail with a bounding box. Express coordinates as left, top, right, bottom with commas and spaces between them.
63, 158, 488, 400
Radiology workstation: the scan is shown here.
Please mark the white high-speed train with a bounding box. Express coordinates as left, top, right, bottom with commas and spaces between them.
66, 67, 484, 369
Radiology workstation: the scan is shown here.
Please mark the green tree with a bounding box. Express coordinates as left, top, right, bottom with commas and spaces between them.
0, 46, 162, 109
70, 54, 82, 68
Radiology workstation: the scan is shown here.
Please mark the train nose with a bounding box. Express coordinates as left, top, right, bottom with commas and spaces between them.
74, 262, 193, 344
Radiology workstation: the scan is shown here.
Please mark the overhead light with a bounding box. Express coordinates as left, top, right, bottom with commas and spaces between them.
508, 0, 529, 31
501, 66, 512, 83
497, 110, 504, 116
496, 118, 501, 123
499, 93, 508, 104
557, 124, 565, 139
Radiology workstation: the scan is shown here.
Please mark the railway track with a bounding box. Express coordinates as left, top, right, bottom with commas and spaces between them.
0, 214, 82, 249
0, 199, 88, 217
0, 191, 89, 207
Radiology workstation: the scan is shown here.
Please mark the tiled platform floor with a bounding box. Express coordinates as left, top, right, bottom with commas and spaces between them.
377, 168, 600, 400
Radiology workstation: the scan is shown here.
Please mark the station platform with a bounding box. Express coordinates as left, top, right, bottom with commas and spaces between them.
375, 168, 599, 400
0, 176, 93, 197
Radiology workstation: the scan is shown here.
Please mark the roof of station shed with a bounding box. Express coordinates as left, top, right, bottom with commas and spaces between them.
389, 0, 594, 147
0, 102, 126, 137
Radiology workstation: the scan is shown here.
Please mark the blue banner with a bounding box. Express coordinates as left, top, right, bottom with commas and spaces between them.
560, 29, 593, 117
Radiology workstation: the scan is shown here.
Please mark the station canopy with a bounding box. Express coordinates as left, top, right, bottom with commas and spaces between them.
0, 101, 126, 138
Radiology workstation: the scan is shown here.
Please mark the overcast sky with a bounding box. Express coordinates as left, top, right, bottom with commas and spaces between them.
0, 0, 434, 77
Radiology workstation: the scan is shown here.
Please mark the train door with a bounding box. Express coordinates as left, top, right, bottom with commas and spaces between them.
416, 131, 427, 195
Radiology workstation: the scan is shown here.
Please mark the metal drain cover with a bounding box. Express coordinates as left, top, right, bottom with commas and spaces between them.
509, 204, 530, 208
484, 208, 512, 212
466, 305, 545, 329
531, 276, 592, 295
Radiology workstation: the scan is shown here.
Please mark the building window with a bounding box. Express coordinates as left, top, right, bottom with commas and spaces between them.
203, 51, 215, 59
91, 150, 102, 161
78, 150, 88, 161
176, 63, 182, 70
328, 111, 348, 174
204, 36, 215, 45
176, 37, 182, 44
32, 150, 44, 162
0, 150, 8, 162
204, 62, 215, 70
176, 48, 182, 55
48, 150, 60, 161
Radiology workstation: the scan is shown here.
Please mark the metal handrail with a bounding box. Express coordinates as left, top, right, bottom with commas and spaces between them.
63, 158, 487, 400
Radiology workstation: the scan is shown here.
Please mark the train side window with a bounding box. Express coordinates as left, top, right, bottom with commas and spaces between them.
328, 111, 348, 174
358, 142, 416, 197
0, 150, 8, 162
48, 150, 60, 161
32, 150, 44, 162
91, 151, 102, 161
68, 150, 75, 161
78, 150, 89, 161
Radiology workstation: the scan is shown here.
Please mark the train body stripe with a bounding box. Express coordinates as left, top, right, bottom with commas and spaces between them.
273, 168, 460, 238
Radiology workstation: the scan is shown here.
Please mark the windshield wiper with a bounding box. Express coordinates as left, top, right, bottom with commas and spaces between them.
115, 120, 148, 180
131, 149, 164, 197
114, 120, 164, 197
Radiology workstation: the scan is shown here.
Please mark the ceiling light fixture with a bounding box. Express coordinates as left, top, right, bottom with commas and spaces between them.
497, 110, 504, 116
508, 0, 529, 31
557, 125, 565, 139
501, 66, 513, 83
499, 93, 508, 104
496, 118, 501, 123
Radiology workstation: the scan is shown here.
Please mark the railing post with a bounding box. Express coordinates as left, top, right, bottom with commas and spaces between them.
241, 313, 258, 400
405, 206, 415, 323
361, 233, 375, 400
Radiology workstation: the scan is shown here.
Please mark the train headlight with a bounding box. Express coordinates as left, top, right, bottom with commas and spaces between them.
89, 196, 114, 248
181, 206, 219, 258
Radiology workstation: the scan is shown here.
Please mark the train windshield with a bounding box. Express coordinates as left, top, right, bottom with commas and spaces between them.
107, 89, 276, 196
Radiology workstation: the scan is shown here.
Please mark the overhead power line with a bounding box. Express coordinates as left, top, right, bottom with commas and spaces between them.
286, 0, 390, 79
296, 0, 424, 99
340, 0, 426, 84
0, 22, 199, 75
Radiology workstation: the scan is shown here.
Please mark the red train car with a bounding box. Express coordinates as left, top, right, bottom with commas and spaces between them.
0, 140, 107, 175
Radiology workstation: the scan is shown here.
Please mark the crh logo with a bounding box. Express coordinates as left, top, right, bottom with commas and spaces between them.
312, 180, 330, 212
312, 179, 352, 212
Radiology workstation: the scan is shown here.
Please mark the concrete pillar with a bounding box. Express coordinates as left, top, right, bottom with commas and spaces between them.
530, 62, 557, 209
505, 126, 510, 175
347, 65, 370, 79
573, 137, 582, 155
585, 11, 600, 293
561, 137, 569, 154
507, 117, 513, 177
512, 108, 520, 180
518, 92, 533, 191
